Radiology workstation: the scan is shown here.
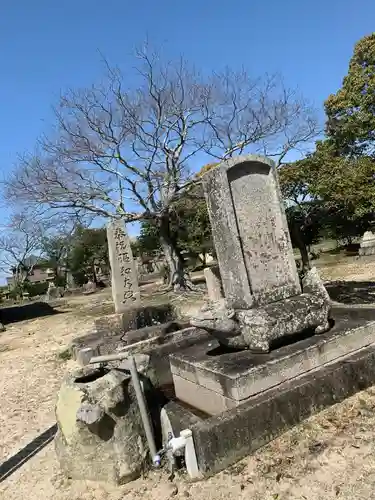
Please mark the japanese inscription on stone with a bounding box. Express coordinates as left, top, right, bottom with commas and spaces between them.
107, 220, 140, 312
202, 154, 301, 308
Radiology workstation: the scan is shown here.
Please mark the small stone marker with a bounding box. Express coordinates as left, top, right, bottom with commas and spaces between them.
359, 231, 375, 256
107, 220, 140, 313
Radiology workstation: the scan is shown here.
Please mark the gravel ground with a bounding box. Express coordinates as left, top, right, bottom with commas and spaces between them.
2, 262, 375, 500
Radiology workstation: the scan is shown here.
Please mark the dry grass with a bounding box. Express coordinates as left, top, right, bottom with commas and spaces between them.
1, 262, 375, 499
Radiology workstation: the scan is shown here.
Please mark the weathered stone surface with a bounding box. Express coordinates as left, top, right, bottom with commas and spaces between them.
172, 305, 375, 414
191, 303, 239, 342
76, 346, 99, 366
83, 280, 97, 294
301, 265, 330, 301
195, 155, 331, 351
117, 353, 151, 373
136, 327, 212, 388
70, 303, 177, 359
191, 340, 375, 476
203, 266, 224, 305
359, 231, 375, 256
46, 283, 64, 301
201, 155, 300, 309
192, 267, 330, 352
55, 367, 148, 484
107, 220, 140, 313
76, 402, 104, 424
235, 292, 329, 352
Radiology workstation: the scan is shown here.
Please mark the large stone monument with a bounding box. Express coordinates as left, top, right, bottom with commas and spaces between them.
107, 220, 140, 313
191, 154, 330, 352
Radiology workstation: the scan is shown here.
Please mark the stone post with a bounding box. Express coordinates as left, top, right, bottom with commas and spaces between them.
107, 220, 140, 313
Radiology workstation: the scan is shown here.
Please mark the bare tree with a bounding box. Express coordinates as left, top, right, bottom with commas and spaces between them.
204, 69, 320, 165
0, 214, 44, 294
5, 47, 320, 290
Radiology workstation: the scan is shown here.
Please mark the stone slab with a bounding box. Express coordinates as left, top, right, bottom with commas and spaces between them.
141, 327, 212, 388
191, 342, 375, 476
107, 220, 140, 313
172, 375, 237, 415
171, 306, 375, 415
70, 303, 177, 358
201, 155, 300, 308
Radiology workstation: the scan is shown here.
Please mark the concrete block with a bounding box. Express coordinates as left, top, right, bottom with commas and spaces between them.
172, 306, 375, 414
191, 342, 375, 476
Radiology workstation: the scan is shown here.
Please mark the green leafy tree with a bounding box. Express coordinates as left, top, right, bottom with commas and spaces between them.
281, 140, 375, 256
289, 142, 375, 218
173, 195, 213, 266
135, 222, 161, 258
136, 190, 213, 272
283, 34, 375, 256
325, 33, 375, 155
68, 227, 109, 285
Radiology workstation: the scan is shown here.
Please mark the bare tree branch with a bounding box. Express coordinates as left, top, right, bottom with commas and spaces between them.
3, 45, 320, 289
0, 213, 44, 288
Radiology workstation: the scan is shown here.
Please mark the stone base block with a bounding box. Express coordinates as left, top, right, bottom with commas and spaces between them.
191, 340, 375, 476
235, 291, 329, 351
171, 306, 375, 415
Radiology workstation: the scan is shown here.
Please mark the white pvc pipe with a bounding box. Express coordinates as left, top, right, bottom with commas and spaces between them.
128, 354, 160, 467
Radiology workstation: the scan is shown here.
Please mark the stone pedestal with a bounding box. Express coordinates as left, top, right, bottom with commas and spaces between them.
173, 306, 375, 415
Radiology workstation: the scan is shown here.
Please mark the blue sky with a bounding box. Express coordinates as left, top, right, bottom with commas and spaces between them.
2, 0, 374, 173
0, 0, 374, 281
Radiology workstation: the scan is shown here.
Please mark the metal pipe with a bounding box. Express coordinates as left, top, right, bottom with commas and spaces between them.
89, 337, 156, 364
128, 354, 160, 467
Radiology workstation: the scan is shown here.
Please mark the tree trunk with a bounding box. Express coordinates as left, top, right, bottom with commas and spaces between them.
53, 266, 59, 286
298, 241, 310, 273
158, 216, 193, 291
290, 221, 310, 273
92, 262, 98, 284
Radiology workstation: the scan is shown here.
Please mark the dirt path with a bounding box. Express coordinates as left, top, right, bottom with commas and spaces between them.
1, 268, 375, 499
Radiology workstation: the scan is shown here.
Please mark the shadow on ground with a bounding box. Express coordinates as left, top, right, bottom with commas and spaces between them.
0, 424, 57, 483
326, 281, 375, 304
0, 302, 61, 326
